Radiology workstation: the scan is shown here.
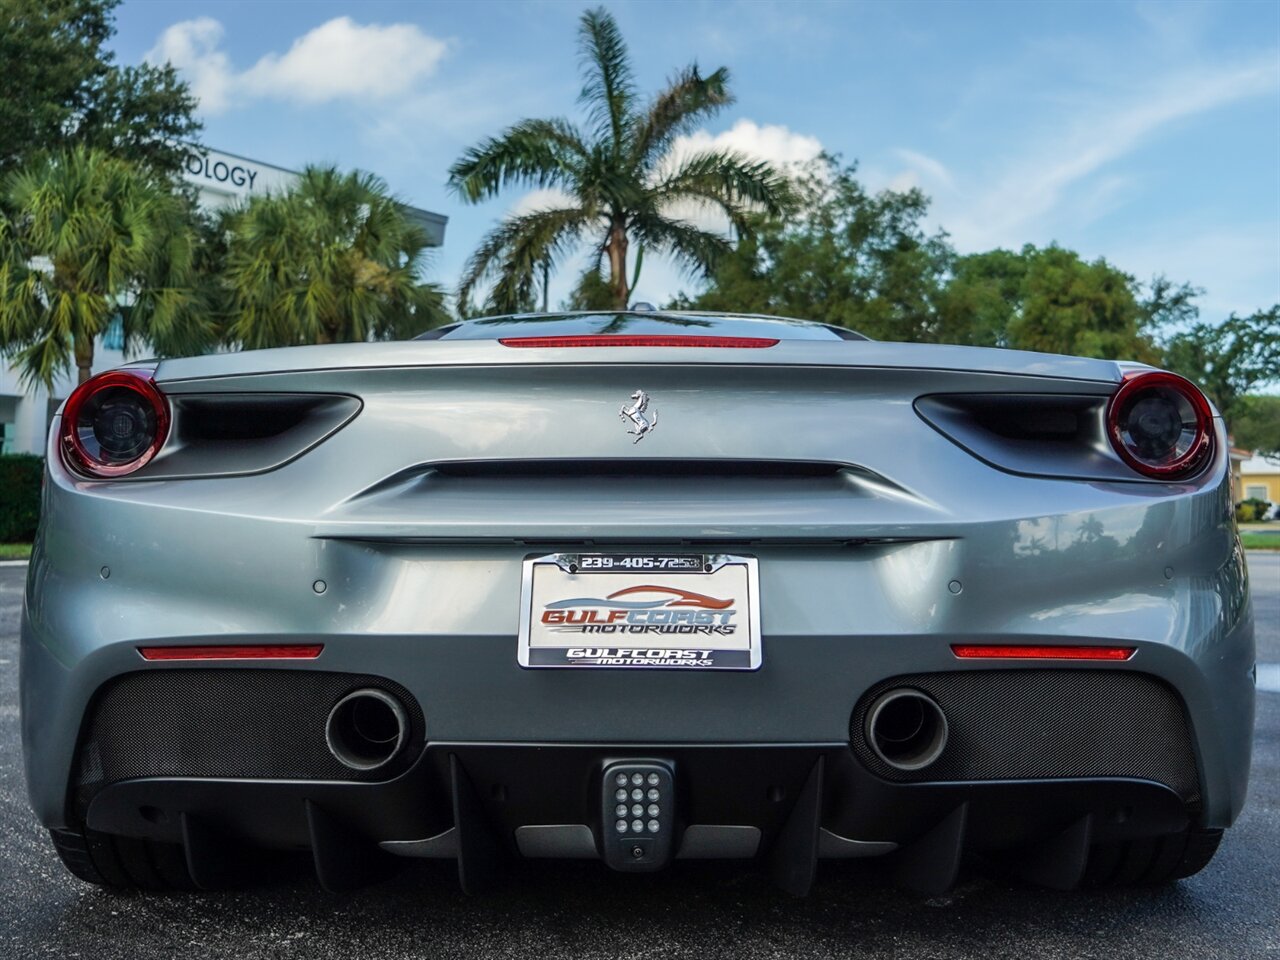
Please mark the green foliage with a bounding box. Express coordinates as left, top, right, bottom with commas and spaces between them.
1160, 307, 1280, 426
937, 245, 1163, 361
449, 6, 793, 312
1232, 395, 1280, 457
0, 453, 42, 542
562, 267, 616, 311
676, 155, 951, 342
0, 147, 213, 388
933, 248, 1027, 346
221, 166, 448, 348
682, 164, 1170, 358
1237, 499, 1271, 523
0, 0, 199, 179
1007, 246, 1160, 362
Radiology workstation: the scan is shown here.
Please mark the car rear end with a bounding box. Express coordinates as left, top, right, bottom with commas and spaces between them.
21, 314, 1254, 893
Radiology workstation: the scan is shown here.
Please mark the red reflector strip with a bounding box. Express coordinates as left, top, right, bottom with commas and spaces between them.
498, 335, 779, 348
137, 644, 324, 661
951, 644, 1135, 661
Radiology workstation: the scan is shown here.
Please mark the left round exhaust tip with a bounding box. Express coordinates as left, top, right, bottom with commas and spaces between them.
864, 688, 949, 772
325, 688, 408, 771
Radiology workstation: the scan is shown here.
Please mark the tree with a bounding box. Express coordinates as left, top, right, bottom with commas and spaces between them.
934, 245, 1165, 360
560, 265, 616, 311
0, 146, 211, 387
675, 155, 953, 341
1007, 246, 1160, 362
1160, 306, 1280, 426
934, 248, 1027, 346
448, 7, 792, 312
221, 166, 447, 348
1232, 395, 1280, 457
0, 0, 199, 180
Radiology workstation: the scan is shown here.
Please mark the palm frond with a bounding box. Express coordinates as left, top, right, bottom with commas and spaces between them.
458, 205, 595, 313
448, 119, 588, 203
578, 7, 635, 150
632, 66, 732, 167
652, 148, 795, 220
224, 164, 441, 347
631, 215, 733, 280
0, 146, 213, 386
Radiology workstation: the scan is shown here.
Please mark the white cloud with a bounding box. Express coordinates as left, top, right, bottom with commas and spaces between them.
892, 148, 954, 191
660, 120, 824, 235
509, 188, 579, 218
666, 119, 823, 173
146, 16, 450, 115
145, 18, 235, 113
240, 18, 447, 103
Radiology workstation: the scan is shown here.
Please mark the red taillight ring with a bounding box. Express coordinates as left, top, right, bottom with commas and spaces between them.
61, 369, 170, 478
1105, 370, 1213, 480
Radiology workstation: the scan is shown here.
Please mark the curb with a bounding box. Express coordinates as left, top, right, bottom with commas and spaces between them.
0, 559, 29, 568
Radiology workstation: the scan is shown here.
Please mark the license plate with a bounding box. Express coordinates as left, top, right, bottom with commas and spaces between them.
518, 554, 761, 670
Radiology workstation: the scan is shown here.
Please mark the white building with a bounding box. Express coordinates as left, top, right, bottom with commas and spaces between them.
0, 147, 446, 456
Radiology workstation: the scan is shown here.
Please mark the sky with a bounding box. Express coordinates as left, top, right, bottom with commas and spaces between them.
111, 0, 1280, 321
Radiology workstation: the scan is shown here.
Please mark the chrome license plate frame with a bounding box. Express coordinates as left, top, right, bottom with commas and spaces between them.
517, 553, 762, 670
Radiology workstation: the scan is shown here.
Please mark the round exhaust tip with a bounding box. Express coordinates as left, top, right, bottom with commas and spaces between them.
325, 688, 408, 771
865, 689, 949, 772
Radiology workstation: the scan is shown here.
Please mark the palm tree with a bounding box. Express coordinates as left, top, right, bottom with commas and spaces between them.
449, 7, 793, 312
0, 146, 210, 387
221, 166, 447, 348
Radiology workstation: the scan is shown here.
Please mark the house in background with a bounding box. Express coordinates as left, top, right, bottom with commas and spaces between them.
0, 147, 446, 456
1239, 453, 1280, 511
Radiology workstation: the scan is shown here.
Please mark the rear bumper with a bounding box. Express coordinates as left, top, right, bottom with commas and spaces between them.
23, 611, 1255, 832
20, 423, 1256, 838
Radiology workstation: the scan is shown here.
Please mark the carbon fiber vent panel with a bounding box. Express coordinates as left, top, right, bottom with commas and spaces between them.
849, 670, 1200, 802
74, 669, 425, 814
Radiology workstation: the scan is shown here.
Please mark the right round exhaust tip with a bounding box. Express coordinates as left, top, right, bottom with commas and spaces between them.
325, 688, 408, 772
864, 688, 949, 772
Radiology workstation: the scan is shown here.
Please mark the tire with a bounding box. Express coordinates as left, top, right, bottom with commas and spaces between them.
1083, 828, 1223, 887
49, 827, 196, 892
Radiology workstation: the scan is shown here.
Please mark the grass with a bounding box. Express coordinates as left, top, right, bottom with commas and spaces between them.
0, 543, 31, 560
1241, 532, 1280, 550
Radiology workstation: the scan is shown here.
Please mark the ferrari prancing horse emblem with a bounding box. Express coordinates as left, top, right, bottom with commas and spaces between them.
620, 389, 658, 443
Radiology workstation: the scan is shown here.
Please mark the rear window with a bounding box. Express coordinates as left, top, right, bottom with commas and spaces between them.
415, 312, 866, 342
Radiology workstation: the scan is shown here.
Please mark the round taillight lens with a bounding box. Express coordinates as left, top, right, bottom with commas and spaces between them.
1106, 371, 1213, 479
60, 369, 170, 478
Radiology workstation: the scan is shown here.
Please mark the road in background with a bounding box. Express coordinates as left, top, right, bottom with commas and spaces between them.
1, 557, 1277, 959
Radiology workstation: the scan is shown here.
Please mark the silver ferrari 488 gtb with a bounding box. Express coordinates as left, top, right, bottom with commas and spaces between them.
21, 310, 1254, 895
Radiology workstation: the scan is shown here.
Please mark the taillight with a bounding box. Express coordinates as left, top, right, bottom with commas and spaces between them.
137, 644, 323, 661
60, 369, 170, 478
951, 644, 1135, 661
1105, 371, 1213, 479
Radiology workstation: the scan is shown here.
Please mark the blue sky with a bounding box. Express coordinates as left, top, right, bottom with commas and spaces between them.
113, 0, 1279, 320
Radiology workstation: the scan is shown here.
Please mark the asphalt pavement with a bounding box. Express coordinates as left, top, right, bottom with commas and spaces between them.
1, 555, 1278, 959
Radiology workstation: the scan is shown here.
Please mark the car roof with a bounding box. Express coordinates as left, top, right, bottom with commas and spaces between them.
415, 310, 869, 342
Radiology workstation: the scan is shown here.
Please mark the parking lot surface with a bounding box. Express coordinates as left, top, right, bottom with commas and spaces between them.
1, 554, 1277, 959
